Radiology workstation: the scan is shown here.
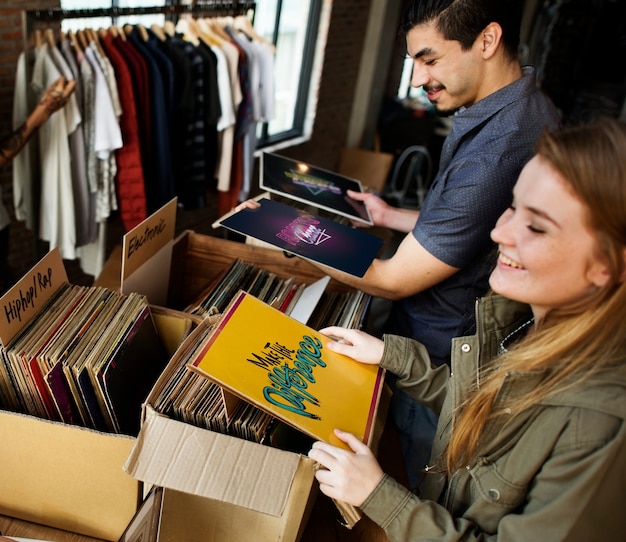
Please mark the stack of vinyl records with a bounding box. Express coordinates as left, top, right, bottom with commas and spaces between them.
0, 283, 168, 436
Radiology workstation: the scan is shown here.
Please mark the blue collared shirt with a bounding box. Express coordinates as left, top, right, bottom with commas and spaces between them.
386, 67, 560, 366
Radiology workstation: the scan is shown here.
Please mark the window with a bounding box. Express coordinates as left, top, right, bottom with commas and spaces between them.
58, 0, 323, 149
252, 0, 322, 148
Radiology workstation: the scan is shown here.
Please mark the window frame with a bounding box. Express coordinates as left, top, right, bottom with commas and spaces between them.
254, 0, 322, 148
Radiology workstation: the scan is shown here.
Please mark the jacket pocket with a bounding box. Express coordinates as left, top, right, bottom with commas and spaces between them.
449, 460, 527, 533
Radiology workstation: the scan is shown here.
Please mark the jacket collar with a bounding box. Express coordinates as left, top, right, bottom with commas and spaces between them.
474, 295, 626, 420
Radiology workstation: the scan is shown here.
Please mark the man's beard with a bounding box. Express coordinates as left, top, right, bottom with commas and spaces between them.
424, 86, 458, 117
433, 105, 458, 117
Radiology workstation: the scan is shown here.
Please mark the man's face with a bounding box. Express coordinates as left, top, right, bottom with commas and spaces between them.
406, 22, 485, 116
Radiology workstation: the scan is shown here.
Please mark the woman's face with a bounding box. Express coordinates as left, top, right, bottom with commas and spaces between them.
489, 155, 611, 321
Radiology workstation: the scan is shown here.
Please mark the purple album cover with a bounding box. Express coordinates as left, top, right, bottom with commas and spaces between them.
260, 152, 373, 224
219, 198, 384, 277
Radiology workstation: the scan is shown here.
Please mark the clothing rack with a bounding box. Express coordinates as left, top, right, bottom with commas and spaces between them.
23, 2, 256, 21
21, 2, 257, 93
22, 2, 256, 53
19, 1, 257, 263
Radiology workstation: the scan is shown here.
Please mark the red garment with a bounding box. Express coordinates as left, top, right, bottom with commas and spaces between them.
112, 34, 155, 214
101, 33, 147, 231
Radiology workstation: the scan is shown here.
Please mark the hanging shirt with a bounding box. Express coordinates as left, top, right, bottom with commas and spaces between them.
229, 30, 260, 201
75, 47, 99, 244
84, 44, 121, 223
112, 34, 154, 199
51, 40, 91, 248
252, 39, 276, 122
12, 52, 35, 229
215, 39, 242, 193
170, 34, 209, 209
31, 43, 76, 260
197, 40, 220, 199
154, 32, 194, 199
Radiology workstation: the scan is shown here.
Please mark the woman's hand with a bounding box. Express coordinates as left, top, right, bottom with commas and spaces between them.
318, 326, 384, 365
309, 429, 384, 506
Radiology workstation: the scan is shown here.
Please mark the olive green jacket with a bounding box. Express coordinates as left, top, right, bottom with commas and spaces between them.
360, 295, 626, 541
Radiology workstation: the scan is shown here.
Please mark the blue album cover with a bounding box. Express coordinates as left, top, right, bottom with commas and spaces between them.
219, 198, 383, 277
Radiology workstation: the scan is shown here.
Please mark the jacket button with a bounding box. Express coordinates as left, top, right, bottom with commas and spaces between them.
461, 343, 471, 353
488, 489, 501, 500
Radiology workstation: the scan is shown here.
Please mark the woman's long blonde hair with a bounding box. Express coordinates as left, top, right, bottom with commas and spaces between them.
445, 117, 626, 472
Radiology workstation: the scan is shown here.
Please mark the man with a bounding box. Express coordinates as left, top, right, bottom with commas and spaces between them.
240, 0, 560, 488
331, 0, 561, 488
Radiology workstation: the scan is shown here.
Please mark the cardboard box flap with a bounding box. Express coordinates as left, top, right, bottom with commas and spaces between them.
0, 409, 139, 541
121, 198, 177, 306
125, 406, 302, 517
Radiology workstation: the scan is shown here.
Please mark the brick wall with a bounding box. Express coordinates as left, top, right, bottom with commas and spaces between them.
1, 3, 60, 284
284, 0, 374, 170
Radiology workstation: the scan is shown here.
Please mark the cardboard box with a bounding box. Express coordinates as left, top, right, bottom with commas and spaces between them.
124, 407, 317, 542
94, 231, 386, 538
95, 230, 361, 313
123, 314, 389, 541
338, 147, 394, 193
0, 306, 197, 541
122, 317, 319, 542
167, 230, 361, 312
0, 410, 139, 541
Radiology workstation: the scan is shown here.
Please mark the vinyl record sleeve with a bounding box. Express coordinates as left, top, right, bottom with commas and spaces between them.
218, 197, 383, 278
261, 151, 373, 224
190, 290, 386, 451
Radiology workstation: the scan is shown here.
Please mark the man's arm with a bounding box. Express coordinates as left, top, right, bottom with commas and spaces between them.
0, 76, 76, 168
314, 231, 459, 300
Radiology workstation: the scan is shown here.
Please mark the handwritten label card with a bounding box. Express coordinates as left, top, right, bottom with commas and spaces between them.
0, 247, 68, 346
121, 197, 177, 306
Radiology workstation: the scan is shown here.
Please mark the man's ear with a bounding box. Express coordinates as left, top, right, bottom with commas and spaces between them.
480, 22, 502, 59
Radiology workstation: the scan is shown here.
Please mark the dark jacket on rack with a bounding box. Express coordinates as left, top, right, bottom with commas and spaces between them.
127, 28, 174, 212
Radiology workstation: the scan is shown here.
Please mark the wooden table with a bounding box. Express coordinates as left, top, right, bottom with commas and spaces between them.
0, 500, 386, 542
0, 516, 106, 541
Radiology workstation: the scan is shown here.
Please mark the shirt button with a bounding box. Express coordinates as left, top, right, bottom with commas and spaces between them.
488, 489, 501, 500
461, 343, 471, 353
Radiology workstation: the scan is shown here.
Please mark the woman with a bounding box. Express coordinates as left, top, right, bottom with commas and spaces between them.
308, 117, 626, 541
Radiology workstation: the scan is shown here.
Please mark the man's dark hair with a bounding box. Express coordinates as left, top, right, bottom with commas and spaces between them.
401, 0, 523, 61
